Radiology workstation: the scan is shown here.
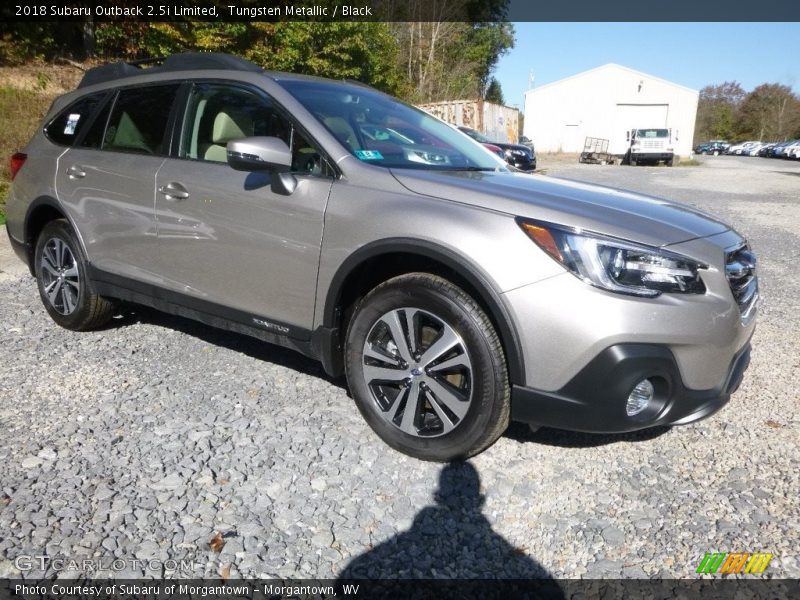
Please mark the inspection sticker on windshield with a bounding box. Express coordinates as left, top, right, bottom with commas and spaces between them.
354, 150, 383, 161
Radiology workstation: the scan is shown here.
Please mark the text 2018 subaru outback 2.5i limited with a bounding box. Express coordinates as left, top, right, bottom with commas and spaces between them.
6, 54, 758, 461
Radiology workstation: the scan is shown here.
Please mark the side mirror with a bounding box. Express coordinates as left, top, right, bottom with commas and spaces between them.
227, 136, 291, 171
227, 136, 297, 195
626, 131, 630, 141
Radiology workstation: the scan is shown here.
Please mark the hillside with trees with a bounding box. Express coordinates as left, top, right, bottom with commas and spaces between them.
694, 81, 800, 143
0, 16, 514, 104
0, 6, 516, 222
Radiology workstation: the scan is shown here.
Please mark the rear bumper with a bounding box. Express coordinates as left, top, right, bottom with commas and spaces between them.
510, 342, 751, 433
6, 227, 31, 269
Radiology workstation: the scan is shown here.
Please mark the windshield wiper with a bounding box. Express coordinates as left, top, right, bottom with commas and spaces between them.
446, 166, 499, 172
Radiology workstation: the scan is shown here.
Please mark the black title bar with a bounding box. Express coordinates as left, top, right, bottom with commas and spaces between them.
2, 0, 800, 23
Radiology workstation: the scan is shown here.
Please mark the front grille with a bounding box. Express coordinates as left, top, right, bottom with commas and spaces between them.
725, 244, 758, 315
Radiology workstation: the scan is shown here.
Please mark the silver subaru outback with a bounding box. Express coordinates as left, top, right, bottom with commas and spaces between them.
6, 53, 757, 461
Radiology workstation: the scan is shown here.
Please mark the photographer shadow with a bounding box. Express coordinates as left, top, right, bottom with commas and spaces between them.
336, 461, 565, 599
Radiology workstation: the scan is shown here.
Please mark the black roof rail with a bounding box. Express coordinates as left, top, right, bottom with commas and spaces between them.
78, 52, 262, 89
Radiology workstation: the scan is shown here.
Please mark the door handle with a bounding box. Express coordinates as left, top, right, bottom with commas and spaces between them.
67, 165, 86, 179
158, 182, 190, 201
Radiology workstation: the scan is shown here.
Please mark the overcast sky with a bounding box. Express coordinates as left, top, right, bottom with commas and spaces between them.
495, 22, 800, 111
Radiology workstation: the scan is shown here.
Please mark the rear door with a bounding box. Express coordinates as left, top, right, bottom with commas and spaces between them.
154, 82, 334, 332
55, 83, 180, 283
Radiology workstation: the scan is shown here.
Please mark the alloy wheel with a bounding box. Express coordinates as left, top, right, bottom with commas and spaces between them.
361, 307, 473, 438
40, 237, 80, 315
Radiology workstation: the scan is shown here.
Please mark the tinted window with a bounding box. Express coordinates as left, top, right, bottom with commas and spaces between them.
79, 97, 112, 149
104, 85, 179, 155
280, 80, 505, 171
45, 93, 106, 146
181, 83, 327, 174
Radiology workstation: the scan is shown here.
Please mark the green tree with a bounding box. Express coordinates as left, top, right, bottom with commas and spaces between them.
736, 83, 800, 141
694, 81, 745, 143
244, 22, 408, 96
485, 77, 504, 104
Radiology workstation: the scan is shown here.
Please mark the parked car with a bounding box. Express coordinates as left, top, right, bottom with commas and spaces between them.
694, 142, 727, 156
765, 141, 788, 157
5, 53, 758, 461
519, 135, 535, 151
757, 143, 776, 157
783, 140, 800, 159
457, 126, 536, 171
726, 141, 760, 155
770, 140, 794, 158
745, 143, 764, 156
483, 142, 506, 158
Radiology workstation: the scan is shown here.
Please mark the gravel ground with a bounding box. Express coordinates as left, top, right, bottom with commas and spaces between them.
0, 156, 798, 581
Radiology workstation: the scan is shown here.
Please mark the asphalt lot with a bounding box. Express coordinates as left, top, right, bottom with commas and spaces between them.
0, 154, 798, 581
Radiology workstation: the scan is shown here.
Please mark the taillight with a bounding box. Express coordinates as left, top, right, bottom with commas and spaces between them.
10, 152, 27, 181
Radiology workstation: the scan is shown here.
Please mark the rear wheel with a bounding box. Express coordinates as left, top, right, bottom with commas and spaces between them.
712, 150, 720, 156
344, 273, 510, 461
34, 219, 114, 331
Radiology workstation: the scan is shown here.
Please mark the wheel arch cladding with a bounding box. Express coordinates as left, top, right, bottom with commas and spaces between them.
323, 238, 525, 386
23, 197, 72, 276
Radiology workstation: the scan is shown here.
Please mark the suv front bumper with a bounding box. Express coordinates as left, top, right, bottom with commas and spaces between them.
511, 341, 751, 433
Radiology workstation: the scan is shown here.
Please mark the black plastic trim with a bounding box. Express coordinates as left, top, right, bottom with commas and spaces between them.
87, 267, 316, 357
22, 196, 76, 276
78, 53, 262, 89
6, 228, 29, 267
511, 342, 751, 433
322, 238, 525, 385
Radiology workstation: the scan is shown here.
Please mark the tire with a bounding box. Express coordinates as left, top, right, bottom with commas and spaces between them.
713, 150, 719, 156
34, 219, 114, 331
344, 273, 510, 461
666, 158, 674, 167
630, 159, 638, 166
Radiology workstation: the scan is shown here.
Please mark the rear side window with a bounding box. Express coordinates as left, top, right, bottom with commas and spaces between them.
45, 93, 106, 146
79, 98, 113, 149
103, 84, 180, 155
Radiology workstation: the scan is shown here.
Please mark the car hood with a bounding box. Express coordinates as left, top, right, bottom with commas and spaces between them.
390, 169, 730, 247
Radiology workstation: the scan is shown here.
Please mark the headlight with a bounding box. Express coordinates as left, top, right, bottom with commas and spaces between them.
506, 148, 528, 158
519, 220, 706, 297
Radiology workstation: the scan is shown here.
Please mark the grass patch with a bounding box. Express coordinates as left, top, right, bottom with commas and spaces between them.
0, 85, 56, 222
0, 181, 7, 225
677, 158, 703, 167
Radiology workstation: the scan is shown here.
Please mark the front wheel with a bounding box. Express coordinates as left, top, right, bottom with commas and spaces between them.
344, 274, 510, 461
34, 219, 115, 331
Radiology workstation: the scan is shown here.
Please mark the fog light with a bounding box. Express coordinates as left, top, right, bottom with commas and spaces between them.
626, 379, 654, 416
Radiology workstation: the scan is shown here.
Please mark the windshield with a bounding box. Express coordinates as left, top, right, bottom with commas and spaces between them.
279, 79, 505, 171
637, 129, 669, 138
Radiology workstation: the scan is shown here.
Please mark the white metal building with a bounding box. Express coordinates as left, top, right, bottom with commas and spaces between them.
523, 64, 699, 156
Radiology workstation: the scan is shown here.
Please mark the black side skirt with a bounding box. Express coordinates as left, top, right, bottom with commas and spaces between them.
87, 266, 341, 373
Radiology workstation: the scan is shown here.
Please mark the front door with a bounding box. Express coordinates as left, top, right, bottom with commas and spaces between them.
154, 82, 334, 333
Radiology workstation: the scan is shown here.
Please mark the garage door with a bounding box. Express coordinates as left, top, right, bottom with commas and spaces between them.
611, 104, 669, 154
